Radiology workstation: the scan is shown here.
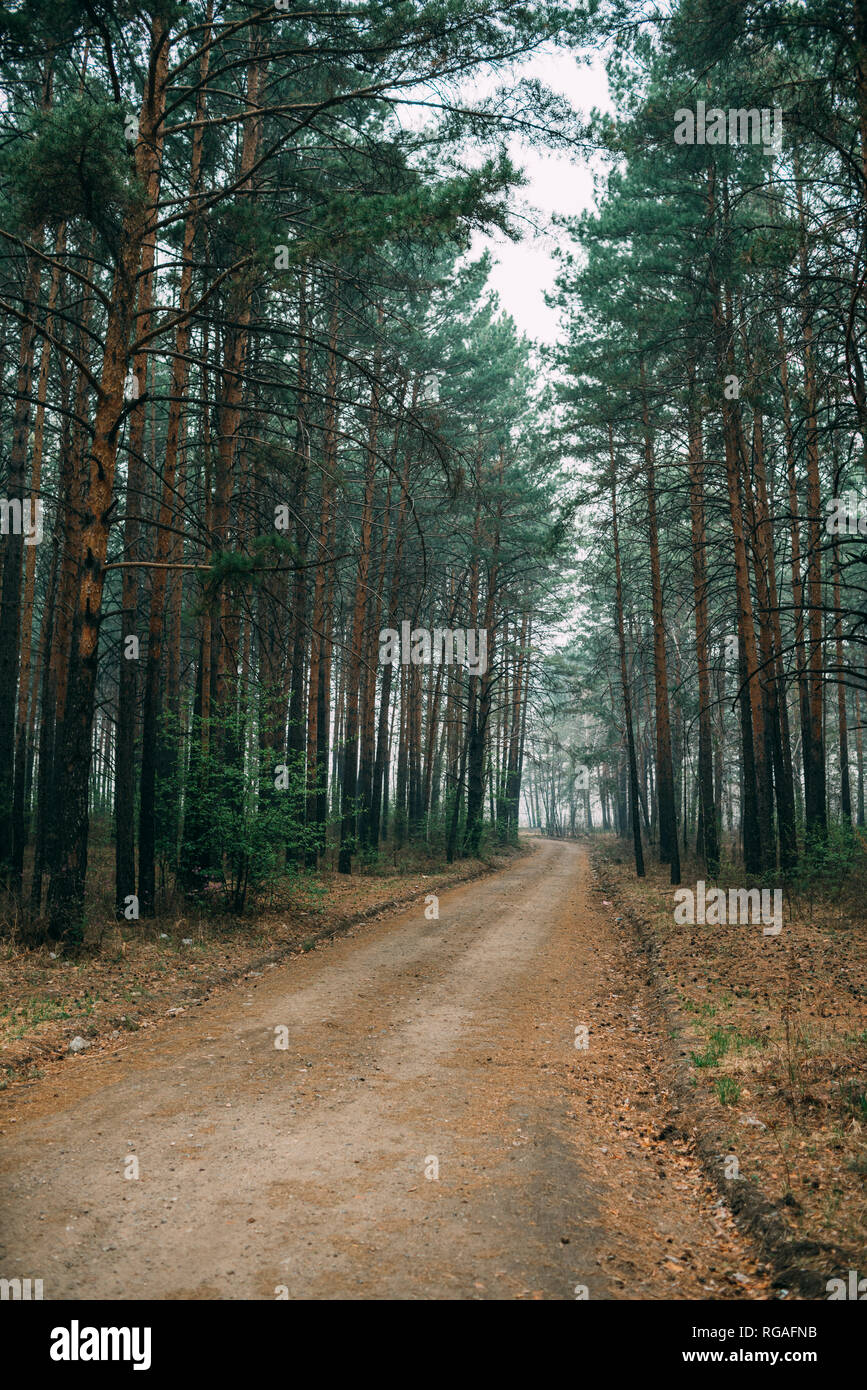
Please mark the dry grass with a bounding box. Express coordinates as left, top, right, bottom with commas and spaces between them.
594, 835, 867, 1269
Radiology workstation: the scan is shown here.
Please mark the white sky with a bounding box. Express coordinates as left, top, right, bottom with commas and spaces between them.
471, 49, 613, 343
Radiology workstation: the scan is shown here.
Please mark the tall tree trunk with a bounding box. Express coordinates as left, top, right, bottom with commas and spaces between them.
0, 247, 42, 886
116, 133, 163, 916
47, 16, 170, 940
338, 342, 381, 873
796, 170, 828, 840
609, 421, 645, 877
640, 359, 680, 884
831, 529, 852, 823
137, 20, 211, 914
775, 289, 812, 836
12, 227, 64, 890
305, 283, 339, 865
286, 267, 311, 780
707, 175, 767, 872
685, 374, 718, 875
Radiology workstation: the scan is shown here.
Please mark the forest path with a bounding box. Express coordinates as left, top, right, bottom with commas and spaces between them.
0, 839, 765, 1300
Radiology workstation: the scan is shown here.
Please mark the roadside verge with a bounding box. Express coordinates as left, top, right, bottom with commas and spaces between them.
590, 841, 864, 1300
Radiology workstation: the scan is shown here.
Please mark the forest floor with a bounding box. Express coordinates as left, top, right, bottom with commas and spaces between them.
0, 837, 777, 1300
0, 846, 516, 1081
593, 838, 867, 1291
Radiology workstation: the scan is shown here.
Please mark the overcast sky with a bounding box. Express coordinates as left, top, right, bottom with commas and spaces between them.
470, 48, 613, 344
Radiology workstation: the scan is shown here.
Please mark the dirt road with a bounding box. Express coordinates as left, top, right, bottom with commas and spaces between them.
0, 839, 767, 1300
